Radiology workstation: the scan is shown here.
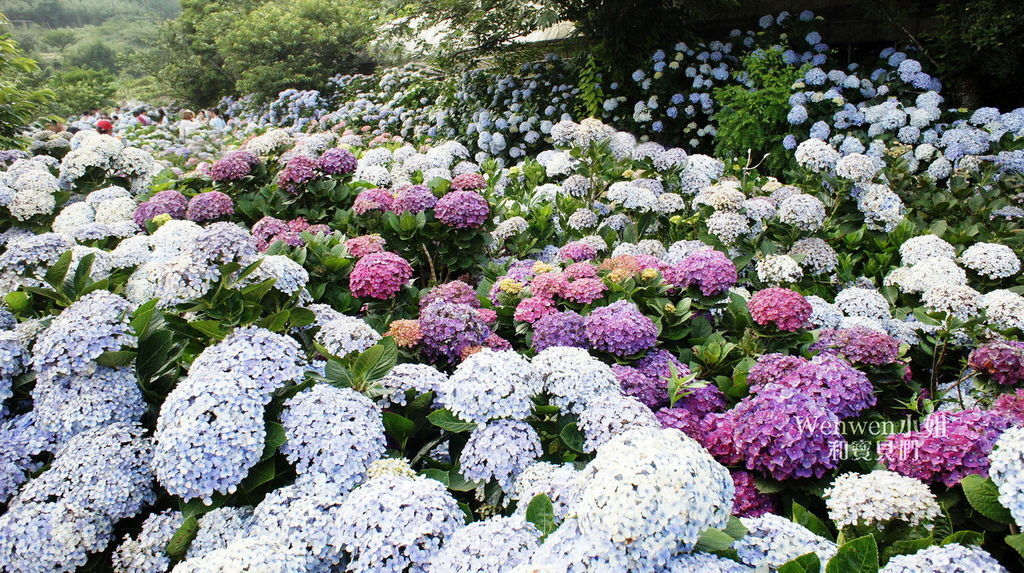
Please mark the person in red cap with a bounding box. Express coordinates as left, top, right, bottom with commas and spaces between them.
96, 119, 113, 135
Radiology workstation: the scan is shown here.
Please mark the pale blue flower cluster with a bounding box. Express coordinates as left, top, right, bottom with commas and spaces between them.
441, 349, 542, 424
427, 516, 540, 573
459, 419, 542, 491
112, 509, 183, 573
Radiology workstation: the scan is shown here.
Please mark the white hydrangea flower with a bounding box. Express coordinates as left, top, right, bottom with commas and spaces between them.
899, 235, 956, 265
777, 194, 826, 231
442, 349, 542, 424
981, 289, 1024, 330
706, 211, 750, 244
989, 426, 1024, 528
921, 284, 981, 320
575, 428, 733, 568
315, 315, 381, 359
532, 347, 620, 414
756, 255, 804, 285
959, 242, 1020, 279
834, 287, 891, 320
824, 470, 941, 529
735, 514, 837, 570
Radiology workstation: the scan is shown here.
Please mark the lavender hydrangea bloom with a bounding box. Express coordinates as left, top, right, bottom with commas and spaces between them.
756, 354, 876, 420
434, 190, 490, 228
531, 310, 589, 352
419, 301, 490, 364
664, 249, 737, 296
210, 150, 258, 181
277, 155, 318, 193
317, 147, 358, 175
428, 516, 540, 573
32, 291, 133, 377
185, 191, 234, 221
578, 393, 659, 452
394, 184, 438, 213
969, 340, 1024, 385
281, 385, 385, 491
33, 366, 146, 446
880, 543, 1006, 573
706, 387, 844, 480
186, 506, 255, 559
335, 475, 463, 573
0, 413, 54, 503
419, 280, 479, 309
585, 300, 658, 357
460, 419, 542, 490
0, 423, 155, 573
532, 346, 620, 414
112, 509, 183, 573
813, 327, 901, 366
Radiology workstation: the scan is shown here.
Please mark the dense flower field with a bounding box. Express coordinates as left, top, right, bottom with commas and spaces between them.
2, 10, 1024, 573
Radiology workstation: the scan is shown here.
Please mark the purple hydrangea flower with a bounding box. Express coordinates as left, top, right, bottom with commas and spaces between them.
614, 349, 692, 409
757, 354, 876, 419
881, 409, 1012, 487
210, 151, 259, 181
185, 191, 234, 222
435, 190, 490, 229
812, 327, 901, 366
531, 310, 589, 352
419, 301, 490, 364
353, 188, 395, 215
393, 185, 437, 213
317, 148, 357, 175
584, 300, 658, 357
747, 353, 809, 388
420, 280, 479, 310
277, 156, 318, 193
559, 241, 597, 262
450, 173, 487, 192
664, 249, 737, 296
731, 470, 779, 517
969, 340, 1024, 385
705, 387, 844, 480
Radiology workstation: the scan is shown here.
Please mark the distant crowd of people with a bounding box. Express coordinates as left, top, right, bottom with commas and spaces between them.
56, 107, 229, 138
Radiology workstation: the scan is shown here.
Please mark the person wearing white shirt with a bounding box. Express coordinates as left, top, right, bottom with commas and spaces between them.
178, 109, 200, 138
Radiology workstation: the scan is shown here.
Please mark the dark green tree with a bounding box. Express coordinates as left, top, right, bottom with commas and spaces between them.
0, 13, 52, 147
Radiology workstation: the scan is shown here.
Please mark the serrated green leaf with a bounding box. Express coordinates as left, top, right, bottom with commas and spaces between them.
44, 251, 73, 287
96, 350, 137, 368
1005, 533, 1024, 559
778, 552, 822, 573
941, 530, 983, 546
793, 502, 834, 541
383, 412, 416, 442
961, 475, 1013, 524
427, 409, 476, 433
559, 422, 585, 453
261, 421, 286, 461
825, 535, 878, 573
695, 527, 736, 552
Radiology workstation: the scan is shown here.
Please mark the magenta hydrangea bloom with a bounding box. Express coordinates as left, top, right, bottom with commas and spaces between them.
673, 383, 727, 417
705, 387, 844, 481
484, 333, 512, 352
450, 172, 487, 192
349, 251, 413, 300
530, 272, 568, 299
748, 287, 813, 332
531, 310, 589, 352
559, 241, 597, 262
210, 150, 258, 181
393, 185, 437, 213
353, 188, 395, 215
969, 340, 1024, 385
420, 280, 480, 309
251, 216, 290, 250
277, 155, 318, 193
656, 407, 708, 440
731, 470, 779, 518
564, 262, 598, 280
419, 301, 490, 364
505, 259, 537, 282
992, 390, 1024, 426
812, 327, 901, 366
344, 234, 386, 258
434, 190, 490, 229
664, 249, 737, 296
514, 296, 556, 324
476, 308, 497, 324
880, 409, 1013, 487
584, 300, 658, 357
757, 354, 876, 420
563, 278, 608, 305
317, 148, 357, 175
747, 353, 809, 388
185, 191, 234, 222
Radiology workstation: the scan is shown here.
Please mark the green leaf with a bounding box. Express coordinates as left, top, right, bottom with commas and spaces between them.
130, 299, 160, 337
356, 337, 397, 382
239, 458, 275, 493
4, 291, 29, 313
961, 475, 1013, 524
427, 409, 476, 433
96, 350, 137, 367
164, 515, 198, 561
189, 320, 225, 340
72, 253, 95, 294
778, 553, 822, 573
825, 535, 878, 573
422, 468, 449, 486
324, 359, 354, 387
695, 527, 736, 552
887, 535, 934, 558
261, 421, 286, 461
43, 250, 73, 287
383, 412, 416, 442
257, 310, 291, 332
525, 494, 556, 539
724, 516, 747, 539
559, 422, 585, 453
793, 502, 834, 541
941, 530, 983, 546
1005, 533, 1024, 559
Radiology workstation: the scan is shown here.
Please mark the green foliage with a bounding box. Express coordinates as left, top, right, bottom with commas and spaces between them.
0, 14, 51, 147
64, 39, 117, 72
712, 47, 805, 174
44, 65, 115, 117
575, 52, 605, 118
